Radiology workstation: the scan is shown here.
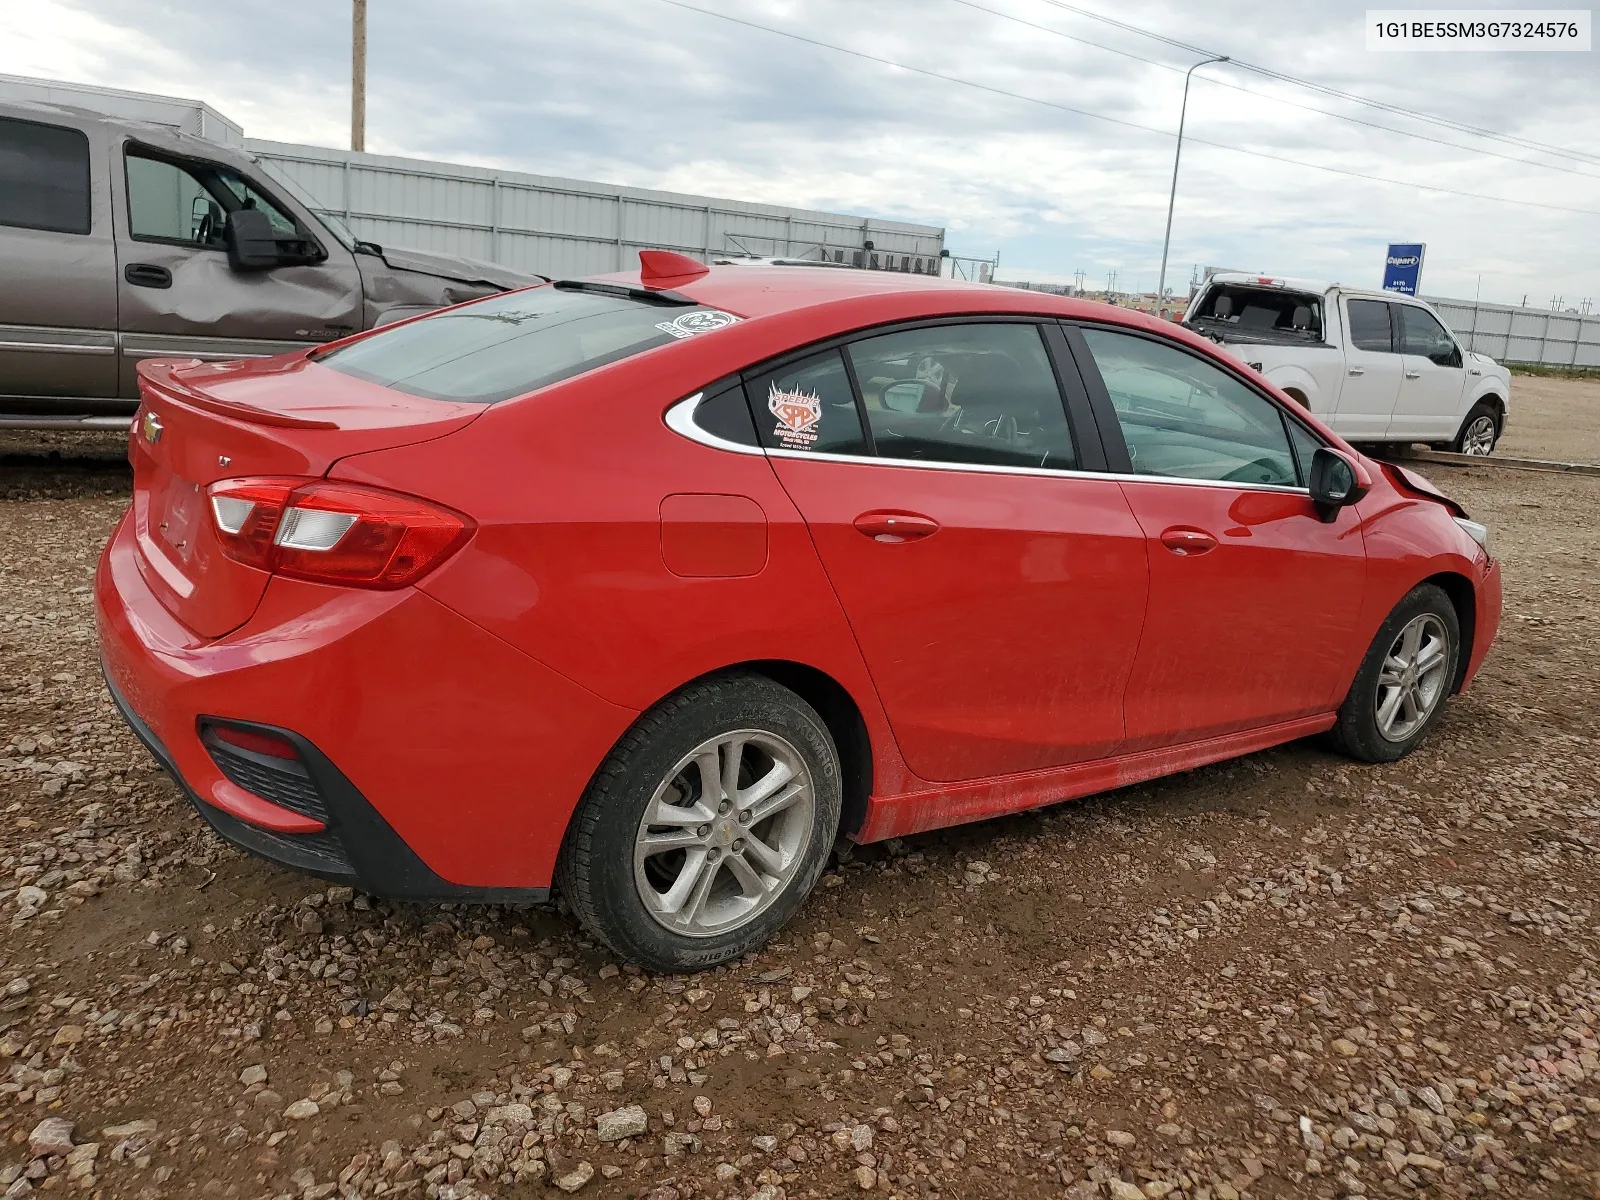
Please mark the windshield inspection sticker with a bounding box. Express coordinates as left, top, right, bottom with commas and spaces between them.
767, 383, 823, 448
656, 310, 740, 339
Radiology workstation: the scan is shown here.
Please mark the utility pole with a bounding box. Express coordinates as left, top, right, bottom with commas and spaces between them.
352, 0, 367, 152
1156, 55, 1229, 307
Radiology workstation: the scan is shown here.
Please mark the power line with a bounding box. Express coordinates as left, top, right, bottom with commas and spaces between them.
951, 0, 1600, 181
1034, 0, 1600, 169
650, 0, 1600, 218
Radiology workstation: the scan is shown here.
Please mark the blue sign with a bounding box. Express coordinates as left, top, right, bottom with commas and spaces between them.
1382, 243, 1425, 296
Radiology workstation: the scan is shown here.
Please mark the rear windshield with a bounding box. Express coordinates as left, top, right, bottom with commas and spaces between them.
1188, 285, 1323, 339
317, 287, 740, 403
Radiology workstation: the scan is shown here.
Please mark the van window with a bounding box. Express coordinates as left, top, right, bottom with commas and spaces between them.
318, 286, 742, 404
0, 116, 91, 235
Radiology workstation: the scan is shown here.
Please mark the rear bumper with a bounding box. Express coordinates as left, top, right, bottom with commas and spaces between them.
95, 509, 637, 896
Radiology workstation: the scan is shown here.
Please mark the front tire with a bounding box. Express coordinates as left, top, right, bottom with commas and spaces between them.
557, 672, 842, 973
1330, 584, 1460, 763
1452, 402, 1500, 456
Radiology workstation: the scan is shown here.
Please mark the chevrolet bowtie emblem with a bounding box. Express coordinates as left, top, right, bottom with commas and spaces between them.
141, 411, 164, 444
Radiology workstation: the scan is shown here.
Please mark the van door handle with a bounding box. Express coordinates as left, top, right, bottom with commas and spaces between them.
1405, 370, 1421, 379
853, 511, 939, 543
1159, 527, 1217, 556
124, 263, 173, 289
1347, 367, 1364, 376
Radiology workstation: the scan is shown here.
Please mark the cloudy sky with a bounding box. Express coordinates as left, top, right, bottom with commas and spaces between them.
6, 0, 1597, 304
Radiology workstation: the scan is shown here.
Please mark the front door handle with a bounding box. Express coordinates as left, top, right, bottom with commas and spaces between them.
124, 263, 173, 289
1347, 367, 1365, 376
1405, 370, 1421, 379
853, 511, 939, 543
1159, 526, 1217, 556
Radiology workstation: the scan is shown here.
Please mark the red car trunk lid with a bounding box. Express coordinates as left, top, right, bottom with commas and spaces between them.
130, 354, 484, 639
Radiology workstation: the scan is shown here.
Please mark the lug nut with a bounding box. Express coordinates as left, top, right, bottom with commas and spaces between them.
738, 810, 751, 825
697, 824, 711, 838
707, 847, 721, 862
718, 800, 731, 814
732, 838, 745, 853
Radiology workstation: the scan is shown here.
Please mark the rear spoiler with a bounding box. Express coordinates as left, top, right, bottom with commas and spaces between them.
135, 359, 339, 431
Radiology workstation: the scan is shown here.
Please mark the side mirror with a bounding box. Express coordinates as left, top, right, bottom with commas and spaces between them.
225, 207, 283, 271
1308, 447, 1370, 523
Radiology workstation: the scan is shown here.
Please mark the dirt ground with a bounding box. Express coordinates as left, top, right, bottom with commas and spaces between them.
1, 380, 1598, 1200
1496, 373, 1600, 464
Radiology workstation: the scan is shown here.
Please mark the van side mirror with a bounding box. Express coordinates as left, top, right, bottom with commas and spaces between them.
225, 208, 283, 271
1308, 447, 1369, 523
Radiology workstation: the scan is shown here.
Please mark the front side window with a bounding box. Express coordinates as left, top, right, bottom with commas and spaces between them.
1080, 326, 1297, 487
126, 150, 302, 246
1345, 299, 1395, 353
744, 350, 868, 456
320, 286, 740, 404
846, 323, 1076, 470
1395, 304, 1461, 366
0, 116, 90, 235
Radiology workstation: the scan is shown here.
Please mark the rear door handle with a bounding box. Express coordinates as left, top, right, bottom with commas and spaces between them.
1159, 526, 1217, 556
124, 263, 173, 289
1405, 370, 1421, 379
853, 511, 939, 543
1347, 367, 1364, 376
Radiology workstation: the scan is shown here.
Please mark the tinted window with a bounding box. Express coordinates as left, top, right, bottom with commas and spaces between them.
692, 385, 758, 446
1346, 299, 1394, 352
1395, 304, 1459, 365
745, 350, 868, 455
0, 117, 90, 235
847, 323, 1075, 469
127, 151, 301, 246
321, 287, 739, 404
1081, 327, 1296, 487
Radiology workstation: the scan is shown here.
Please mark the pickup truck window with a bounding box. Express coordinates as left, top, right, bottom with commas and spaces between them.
1345, 300, 1395, 353
317, 286, 740, 404
1081, 327, 1298, 488
1395, 305, 1461, 367
126, 150, 301, 247
0, 116, 91, 236
1189, 285, 1322, 342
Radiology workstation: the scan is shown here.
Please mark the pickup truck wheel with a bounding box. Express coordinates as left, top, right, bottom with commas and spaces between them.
1452, 403, 1500, 456
1329, 584, 1460, 764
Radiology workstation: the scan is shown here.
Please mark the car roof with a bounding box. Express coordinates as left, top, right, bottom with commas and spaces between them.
596, 263, 1181, 333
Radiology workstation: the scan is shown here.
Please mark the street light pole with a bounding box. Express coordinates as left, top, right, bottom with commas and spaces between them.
1156, 54, 1228, 306
351, 0, 367, 152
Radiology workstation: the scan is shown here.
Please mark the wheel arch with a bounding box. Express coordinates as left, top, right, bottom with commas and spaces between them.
1422, 570, 1477, 694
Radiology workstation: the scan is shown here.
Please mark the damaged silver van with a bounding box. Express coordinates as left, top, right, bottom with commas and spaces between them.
0, 98, 542, 429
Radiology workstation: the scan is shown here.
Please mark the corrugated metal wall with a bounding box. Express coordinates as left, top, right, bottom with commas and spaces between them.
249, 141, 946, 278
1426, 297, 1600, 368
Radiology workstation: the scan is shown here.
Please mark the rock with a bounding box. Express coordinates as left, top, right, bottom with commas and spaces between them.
1331, 1038, 1360, 1056
850, 1123, 873, 1151
253, 1090, 284, 1110
284, 1100, 320, 1120
596, 1104, 648, 1142
1143, 1183, 1176, 1199
50, 1026, 83, 1048
1105, 1129, 1136, 1148
1109, 1183, 1145, 1200
1552, 1115, 1578, 1134
15, 886, 46, 909
240, 1065, 268, 1087
752, 1135, 779, 1153
854, 1165, 878, 1189
692, 1095, 712, 1118
554, 1161, 594, 1192
100, 1121, 157, 1138
379, 987, 411, 1013
28, 1118, 74, 1158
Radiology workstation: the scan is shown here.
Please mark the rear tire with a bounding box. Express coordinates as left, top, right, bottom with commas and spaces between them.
1330, 584, 1460, 763
557, 672, 842, 973
1451, 402, 1500, 456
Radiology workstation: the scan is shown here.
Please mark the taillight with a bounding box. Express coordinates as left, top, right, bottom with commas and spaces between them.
206, 477, 472, 589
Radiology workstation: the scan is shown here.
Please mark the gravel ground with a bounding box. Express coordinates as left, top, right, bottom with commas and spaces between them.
1497, 374, 1600, 465
1, 387, 1598, 1199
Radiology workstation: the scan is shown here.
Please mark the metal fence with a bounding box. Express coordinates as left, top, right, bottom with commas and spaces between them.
1423, 297, 1599, 368
249, 141, 946, 279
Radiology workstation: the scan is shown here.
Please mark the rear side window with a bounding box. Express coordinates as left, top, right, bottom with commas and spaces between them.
744, 350, 869, 456
1346, 299, 1394, 352
318, 287, 741, 403
0, 117, 91, 235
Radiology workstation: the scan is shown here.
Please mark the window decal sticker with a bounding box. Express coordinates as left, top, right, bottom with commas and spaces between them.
655, 310, 740, 339
767, 383, 823, 448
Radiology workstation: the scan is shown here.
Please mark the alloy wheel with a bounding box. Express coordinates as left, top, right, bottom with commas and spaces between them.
632, 730, 815, 938
1461, 415, 1497, 456
1374, 613, 1451, 742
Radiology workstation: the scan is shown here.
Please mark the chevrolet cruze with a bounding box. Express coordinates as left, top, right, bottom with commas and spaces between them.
97, 251, 1502, 972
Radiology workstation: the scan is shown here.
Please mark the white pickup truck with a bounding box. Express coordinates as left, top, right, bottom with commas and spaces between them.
1184, 273, 1511, 455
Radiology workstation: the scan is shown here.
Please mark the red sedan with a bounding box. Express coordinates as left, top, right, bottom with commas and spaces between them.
97, 252, 1501, 972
